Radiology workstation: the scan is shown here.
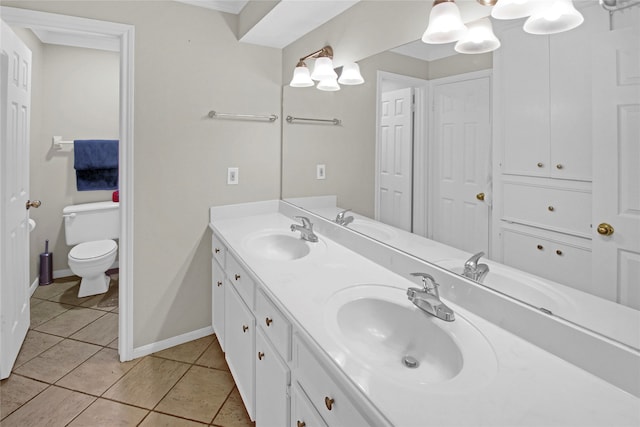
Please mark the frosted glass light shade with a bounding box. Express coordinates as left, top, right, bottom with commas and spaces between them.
455, 17, 501, 54
422, 1, 468, 44
317, 78, 341, 91
523, 0, 584, 34
338, 63, 364, 85
491, 0, 541, 19
289, 65, 314, 87
310, 57, 338, 81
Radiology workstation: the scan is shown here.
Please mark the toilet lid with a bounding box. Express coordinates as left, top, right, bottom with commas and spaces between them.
70, 240, 117, 260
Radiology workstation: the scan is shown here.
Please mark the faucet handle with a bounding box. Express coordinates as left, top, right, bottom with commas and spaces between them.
465, 251, 486, 269
294, 216, 312, 228
410, 272, 439, 297
336, 209, 352, 221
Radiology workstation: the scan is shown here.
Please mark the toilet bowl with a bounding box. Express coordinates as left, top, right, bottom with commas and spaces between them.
63, 201, 119, 298
68, 240, 118, 298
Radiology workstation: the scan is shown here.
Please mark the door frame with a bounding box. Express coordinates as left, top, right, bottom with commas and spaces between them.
375, 71, 429, 236
0, 6, 135, 362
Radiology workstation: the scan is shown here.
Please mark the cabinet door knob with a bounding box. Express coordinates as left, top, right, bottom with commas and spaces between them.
217, 281, 222, 287
258, 351, 264, 360
235, 274, 241, 281
476, 192, 485, 201
537, 162, 544, 168
537, 244, 544, 250
265, 317, 273, 327
214, 248, 220, 253
556, 250, 563, 256
548, 206, 554, 212
324, 396, 334, 411
597, 223, 614, 236
297, 422, 306, 427
26, 200, 41, 209
556, 164, 563, 170
242, 325, 248, 333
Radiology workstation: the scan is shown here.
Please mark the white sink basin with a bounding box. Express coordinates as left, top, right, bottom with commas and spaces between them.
347, 219, 397, 241
243, 230, 324, 261
325, 284, 497, 392
437, 259, 573, 316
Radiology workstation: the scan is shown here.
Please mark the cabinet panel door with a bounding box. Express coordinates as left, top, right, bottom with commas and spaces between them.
225, 286, 255, 420
291, 382, 327, 427
212, 233, 226, 267
256, 289, 292, 361
255, 329, 290, 427
212, 258, 225, 351
549, 4, 607, 181
499, 27, 550, 177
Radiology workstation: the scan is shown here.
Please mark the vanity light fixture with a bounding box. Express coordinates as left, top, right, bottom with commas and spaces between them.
523, 0, 584, 35
289, 45, 364, 90
491, 0, 541, 19
455, 17, 501, 54
422, 0, 468, 44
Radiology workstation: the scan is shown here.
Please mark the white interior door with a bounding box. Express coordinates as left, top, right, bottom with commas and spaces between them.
378, 87, 413, 231
432, 76, 491, 254
1, 20, 32, 379
592, 26, 640, 308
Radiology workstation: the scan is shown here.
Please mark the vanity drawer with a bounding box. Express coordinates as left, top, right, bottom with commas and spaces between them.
226, 253, 255, 309
502, 182, 591, 237
502, 227, 592, 293
212, 233, 226, 268
291, 382, 328, 427
256, 289, 291, 361
293, 337, 370, 427
212, 258, 226, 351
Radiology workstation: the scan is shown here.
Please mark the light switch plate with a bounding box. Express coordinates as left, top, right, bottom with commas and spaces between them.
227, 167, 239, 185
317, 164, 326, 180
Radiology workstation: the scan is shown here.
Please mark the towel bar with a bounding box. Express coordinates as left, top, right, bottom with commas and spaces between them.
208, 110, 278, 122
52, 136, 74, 148
286, 116, 341, 125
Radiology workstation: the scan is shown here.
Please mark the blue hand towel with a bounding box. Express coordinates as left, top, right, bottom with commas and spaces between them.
74, 140, 119, 191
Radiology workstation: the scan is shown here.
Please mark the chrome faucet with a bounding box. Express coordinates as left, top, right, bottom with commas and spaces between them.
335, 209, 354, 226
290, 216, 318, 242
463, 251, 490, 283
407, 273, 455, 322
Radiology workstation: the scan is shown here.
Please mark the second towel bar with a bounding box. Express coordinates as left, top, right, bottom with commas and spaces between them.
286, 116, 341, 125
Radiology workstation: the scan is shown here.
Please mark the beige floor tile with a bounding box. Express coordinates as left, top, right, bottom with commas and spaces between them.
56, 348, 140, 396
1, 385, 94, 426
13, 330, 63, 368
153, 335, 215, 364
139, 411, 208, 426
107, 338, 119, 350
155, 365, 234, 423
0, 374, 48, 420
80, 282, 118, 311
70, 312, 118, 346
32, 278, 79, 300
30, 297, 45, 309
35, 306, 106, 337
103, 356, 189, 409
30, 300, 72, 329
14, 339, 101, 383
195, 338, 228, 371
212, 387, 254, 427
67, 398, 148, 426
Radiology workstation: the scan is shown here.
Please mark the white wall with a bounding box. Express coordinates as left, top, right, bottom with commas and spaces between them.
5, 0, 283, 349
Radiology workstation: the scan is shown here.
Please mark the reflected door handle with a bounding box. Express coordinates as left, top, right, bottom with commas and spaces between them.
597, 223, 614, 236
476, 193, 485, 201
26, 200, 41, 210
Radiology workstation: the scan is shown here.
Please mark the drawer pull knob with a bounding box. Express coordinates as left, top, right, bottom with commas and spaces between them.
265, 317, 273, 327
597, 223, 614, 236
324, 396, 334, 411
235, 274, 241, 281
258, 351, 264, 360
537, 162, 544, 168
297, 422, 306, 427
537, 245, 544, 250
556, 250, 563, 256
217, 281, 222, 287
242, 325, 249, 333
476, 192, 485, 201
556, 164, 563, 170
214, 248, 220, 253
548, 206, 554, 212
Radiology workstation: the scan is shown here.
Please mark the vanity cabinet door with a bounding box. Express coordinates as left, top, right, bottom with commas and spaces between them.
212, 233, 226, 267
255, 328, 290, 427
291, 382, 328, 427
256, 289, 292, 361
227, 254, 256, 309
225, 285, 255, 420
212, 258, 225, 351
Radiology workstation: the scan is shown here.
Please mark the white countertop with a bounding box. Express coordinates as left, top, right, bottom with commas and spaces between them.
210, 205, 640, 427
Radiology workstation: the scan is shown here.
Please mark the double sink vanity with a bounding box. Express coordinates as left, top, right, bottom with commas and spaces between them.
209, 200, 639, 427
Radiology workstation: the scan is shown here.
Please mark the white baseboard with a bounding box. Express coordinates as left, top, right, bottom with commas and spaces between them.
53, 268, 73, 279
131, 326, 214, 360
30, 278, 39, 296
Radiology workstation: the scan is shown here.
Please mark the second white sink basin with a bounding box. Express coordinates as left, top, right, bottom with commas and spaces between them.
325, 284, 497, 392
347, 219, 397, 241
243, 231, 325, 261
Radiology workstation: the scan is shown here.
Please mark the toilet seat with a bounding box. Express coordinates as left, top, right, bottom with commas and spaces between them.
69, 239, 117, 261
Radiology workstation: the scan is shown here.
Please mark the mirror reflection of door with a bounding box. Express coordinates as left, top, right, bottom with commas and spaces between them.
431, 74, 492, 254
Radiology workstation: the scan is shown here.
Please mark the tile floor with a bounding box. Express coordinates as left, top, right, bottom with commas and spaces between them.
0, 276, 254, 427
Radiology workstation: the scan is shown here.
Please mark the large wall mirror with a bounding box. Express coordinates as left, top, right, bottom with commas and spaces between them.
282, 2, 640, 350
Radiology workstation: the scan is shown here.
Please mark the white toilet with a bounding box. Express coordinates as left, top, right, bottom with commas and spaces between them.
63, 201, 119, 298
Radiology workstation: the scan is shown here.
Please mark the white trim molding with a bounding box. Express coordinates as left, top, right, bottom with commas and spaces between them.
1, 7, 136, 362
132, 326, 215, 359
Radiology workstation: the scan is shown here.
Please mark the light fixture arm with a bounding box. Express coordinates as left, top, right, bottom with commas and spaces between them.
298, 46, 333, 63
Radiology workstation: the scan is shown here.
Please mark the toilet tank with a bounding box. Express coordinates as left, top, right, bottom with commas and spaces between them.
63, 201, 119, 245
